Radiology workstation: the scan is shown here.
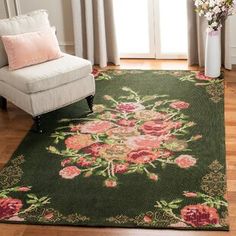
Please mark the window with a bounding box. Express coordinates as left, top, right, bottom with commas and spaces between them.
113, 0, 155, 58
113, 0, 188, 59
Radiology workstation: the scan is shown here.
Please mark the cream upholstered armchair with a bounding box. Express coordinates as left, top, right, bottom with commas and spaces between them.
0, 10, 95, 133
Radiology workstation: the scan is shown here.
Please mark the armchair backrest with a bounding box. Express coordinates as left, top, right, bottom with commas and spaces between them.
0, 10, 51, 68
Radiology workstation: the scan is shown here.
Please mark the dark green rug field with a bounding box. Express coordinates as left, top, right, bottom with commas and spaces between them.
0, 70, 228, 230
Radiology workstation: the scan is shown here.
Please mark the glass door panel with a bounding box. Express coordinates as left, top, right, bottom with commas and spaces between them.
113, 0, 155, 58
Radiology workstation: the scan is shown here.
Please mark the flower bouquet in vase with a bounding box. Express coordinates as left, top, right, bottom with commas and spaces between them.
194, 0, 235, 78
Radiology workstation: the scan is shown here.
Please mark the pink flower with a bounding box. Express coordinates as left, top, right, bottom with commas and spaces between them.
116, 102, 145, 113
157, 149, 173, 159
80, 121, 114, 134
134, 110, 167, 121
106, 126, 139, 140
70, 124, 81, 132
0, 198, 23, 220
127, 149, 158, 164
82, 143, 109, 157
148, 173, 158, 181
195, 72, 211, 81
44, 212, 54, 220
18, 187, 31, 192
92, 68, 100, 77
183, 192, 198, 197
143, 215, 153, 223
170, 101, 190, 110
172, 121, 182, 129
181, 204, 219, 227
59, 166, 81, 179
77, 157, 93, 167
99, 144, 130, 161
61, 158, 72, 167
175, 155, 197, 169
140, 120, 177, 136
125, 135, 161, 150
104, 179, 117, 188
114, 163, 129, 174
65, 134, 94, 151
117, 119, 136, 127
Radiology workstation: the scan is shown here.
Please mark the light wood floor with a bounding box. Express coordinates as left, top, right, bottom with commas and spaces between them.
0, 59, 235, 236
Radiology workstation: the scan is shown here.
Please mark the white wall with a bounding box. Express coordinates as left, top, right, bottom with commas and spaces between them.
0, 0, 236, 64
0, 0, 75, 54
230, 15, 236, 64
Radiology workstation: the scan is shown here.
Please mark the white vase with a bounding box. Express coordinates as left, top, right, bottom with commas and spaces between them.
205, 29, 221, 78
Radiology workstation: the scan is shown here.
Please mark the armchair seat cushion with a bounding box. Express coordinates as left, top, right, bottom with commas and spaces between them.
0, 53, 92, 94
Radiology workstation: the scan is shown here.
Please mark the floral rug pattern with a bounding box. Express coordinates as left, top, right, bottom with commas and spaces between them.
48, 87, 202, 188
0, 155, 89, 223
106, 160, 228, 229
0, 70, 227, 230
93, 69, 224, 103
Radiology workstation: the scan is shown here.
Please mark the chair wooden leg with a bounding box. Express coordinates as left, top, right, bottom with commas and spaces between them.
33, 115, 43, 134
0, 96, 7, 110
86, 95, 94, 112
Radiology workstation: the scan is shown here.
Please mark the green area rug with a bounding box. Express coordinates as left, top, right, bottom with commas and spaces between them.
0, 70, 228, 230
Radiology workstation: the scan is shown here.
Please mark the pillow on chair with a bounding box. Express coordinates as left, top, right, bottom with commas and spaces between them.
0, 10, 50, 68
2, 27, 63, 70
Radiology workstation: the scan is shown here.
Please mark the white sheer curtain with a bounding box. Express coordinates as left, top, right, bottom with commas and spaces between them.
71, 0, 120, 68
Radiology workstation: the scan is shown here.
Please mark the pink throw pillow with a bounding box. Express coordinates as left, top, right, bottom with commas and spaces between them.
1, 27, 63, 70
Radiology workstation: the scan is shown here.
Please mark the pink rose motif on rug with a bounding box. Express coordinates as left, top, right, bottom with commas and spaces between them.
59, 166, 81, 179
0, 198, 23, 220
80, 121, 114, 134
0, 186, 50, 221
175, 155, 197, 169
181, 204, 219, 227
170, 101, 190, 110
116, 102, 145, 113
48, 87, 202, 188
106, 188, 227, 229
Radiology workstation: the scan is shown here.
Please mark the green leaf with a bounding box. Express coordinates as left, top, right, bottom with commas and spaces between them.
170, 199, 183, 204
96, 170, 106, 176
101, 161, 108, 166
163, 207, 171, 212
98, 133, 108, 139
136, 168, 144, 174
161, 163, 166, 169
126, 169, 137, 174
27, 194, 37, 199
180, 130, 189, 134
39, 196, 48, 202
122, 87, 133, 92
54, 139, 59, 144
91, 134, 98, 140
27, 199, 37, 204
96, 158, 102, 163
168, 204, 179, 209
126, 95, 136, 100
154, 201, 162, 208
160, 200, 168, 206
42, 198, 51, 204
47, 146, 60, 155
105, 139, 116, 144
141, 95, 157, 102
